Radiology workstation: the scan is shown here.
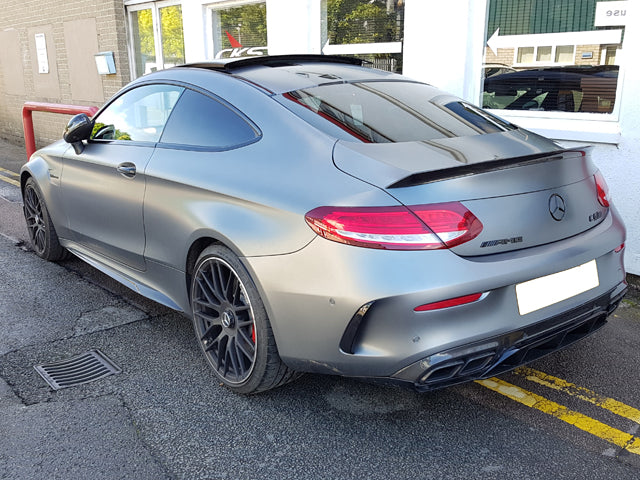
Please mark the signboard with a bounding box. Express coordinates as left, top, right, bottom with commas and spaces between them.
34, 33, 49, 74
595, 1, 631, 26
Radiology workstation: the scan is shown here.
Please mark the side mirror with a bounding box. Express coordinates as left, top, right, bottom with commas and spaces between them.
63, 114, 94, 154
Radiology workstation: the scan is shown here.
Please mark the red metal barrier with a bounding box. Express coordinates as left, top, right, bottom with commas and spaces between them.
22, 102, 99, 159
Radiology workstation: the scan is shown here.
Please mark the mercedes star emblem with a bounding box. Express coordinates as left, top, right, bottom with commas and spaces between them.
549, 194, 566, 221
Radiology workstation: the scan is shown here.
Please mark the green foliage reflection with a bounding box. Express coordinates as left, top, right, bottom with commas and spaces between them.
91, 123, 132, 141
160, 5, 185, 65
218, 3, 267, 48
326, 0, 402, 44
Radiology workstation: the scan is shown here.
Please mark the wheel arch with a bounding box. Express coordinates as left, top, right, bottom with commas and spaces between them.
184, 233, 250, 299
183, 234, 282, 348
20, 170, 33, 195
185, 236, 223, 297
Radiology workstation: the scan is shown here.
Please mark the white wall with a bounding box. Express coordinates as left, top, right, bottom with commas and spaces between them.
591, 12, 640, 275
267, 0, 322, 55
403, 0, 487, 102
182, 1, 207, 62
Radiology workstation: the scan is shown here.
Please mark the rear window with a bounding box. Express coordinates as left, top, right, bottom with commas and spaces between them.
284, 81, 515, 143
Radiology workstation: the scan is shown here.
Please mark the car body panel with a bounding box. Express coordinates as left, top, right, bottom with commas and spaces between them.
332, 129, 566, 188
22, 141, 72, 237
245, 205, 625, 378
143, 139, 395, 267
61, 142, 151, 271
20, 56, 627, 391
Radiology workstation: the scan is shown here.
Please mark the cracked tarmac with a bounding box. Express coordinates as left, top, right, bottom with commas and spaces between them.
3, 235, 640, 479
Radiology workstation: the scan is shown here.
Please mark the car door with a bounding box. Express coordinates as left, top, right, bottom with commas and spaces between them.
61, 83, 184, 271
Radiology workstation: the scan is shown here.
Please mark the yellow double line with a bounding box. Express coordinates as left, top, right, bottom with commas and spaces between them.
477, 367, 640, 455
0, 167, 20, 187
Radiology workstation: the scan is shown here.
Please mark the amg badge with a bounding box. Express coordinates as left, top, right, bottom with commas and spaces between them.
480, 237, 523, 248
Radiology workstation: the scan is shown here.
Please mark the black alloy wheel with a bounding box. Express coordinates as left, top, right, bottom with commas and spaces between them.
193, 255, 257, 384
191, 245, 299, 393
23, 178, 66, 261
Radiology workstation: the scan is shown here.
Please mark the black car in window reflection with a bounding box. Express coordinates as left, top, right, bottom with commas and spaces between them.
482, 65, 618, 114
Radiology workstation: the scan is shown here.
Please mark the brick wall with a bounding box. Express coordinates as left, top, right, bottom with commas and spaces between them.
484, 48, 515, 67
0, 0, 130, 150
575, 44, 601, 66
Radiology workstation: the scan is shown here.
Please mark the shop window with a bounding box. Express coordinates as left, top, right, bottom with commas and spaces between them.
321, 0, 404, 73
482, 0, 624, 115
207, 1, 267, 59
128, 2, 185, 77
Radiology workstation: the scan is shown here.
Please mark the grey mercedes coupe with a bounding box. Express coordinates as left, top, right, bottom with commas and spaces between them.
21, 55, 627, 394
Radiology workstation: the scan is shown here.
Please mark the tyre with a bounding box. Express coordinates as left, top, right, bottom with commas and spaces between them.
190, 245, 299, 394
23, 178, 67, 261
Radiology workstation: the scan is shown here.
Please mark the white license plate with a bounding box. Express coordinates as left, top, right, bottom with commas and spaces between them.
516, 260, 599, 315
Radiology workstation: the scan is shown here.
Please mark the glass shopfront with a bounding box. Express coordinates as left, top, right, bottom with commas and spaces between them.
207, 1, 268, 59
482, 0, 624, 115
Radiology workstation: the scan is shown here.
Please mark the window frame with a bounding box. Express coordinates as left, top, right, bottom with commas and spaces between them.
126, 0, 185, 79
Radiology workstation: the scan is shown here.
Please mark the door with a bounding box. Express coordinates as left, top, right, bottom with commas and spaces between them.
61, 83, 184, 270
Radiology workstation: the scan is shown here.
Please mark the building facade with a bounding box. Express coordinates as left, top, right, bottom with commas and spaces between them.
0, 0, 638, 275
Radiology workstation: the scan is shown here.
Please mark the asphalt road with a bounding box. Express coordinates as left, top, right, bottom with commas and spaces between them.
1, 139, 640, 479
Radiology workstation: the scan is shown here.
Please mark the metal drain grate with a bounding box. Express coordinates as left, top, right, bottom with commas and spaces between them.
34, 350, 121, 390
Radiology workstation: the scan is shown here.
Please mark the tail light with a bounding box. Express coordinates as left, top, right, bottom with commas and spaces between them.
594, 171, 610, 207
304, 202, 482, 250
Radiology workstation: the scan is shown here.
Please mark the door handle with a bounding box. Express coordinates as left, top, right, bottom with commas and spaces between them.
117, 162, 136, 178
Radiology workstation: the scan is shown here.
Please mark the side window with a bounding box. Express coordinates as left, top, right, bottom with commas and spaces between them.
91, 84, 184, 142
160, 89, 259, 149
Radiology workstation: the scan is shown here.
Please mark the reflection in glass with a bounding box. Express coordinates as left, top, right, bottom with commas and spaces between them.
211, 2, 267, 59
537, 46, 552, 62
285, 81, 514, 143
91, 85, 184, 143
160, 5, 185, 68
555, 45, 574, 63
517, 47, 534, 64
322, 0, 405, 73
131, 9, 155, 77
483, 0, 623, 114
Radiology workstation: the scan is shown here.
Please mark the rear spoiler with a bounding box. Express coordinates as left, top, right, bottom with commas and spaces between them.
387, 147, 590, 189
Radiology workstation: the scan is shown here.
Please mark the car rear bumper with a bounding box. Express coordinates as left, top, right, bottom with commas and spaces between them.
389, 281, 627, 391
243, 207, 626, 383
